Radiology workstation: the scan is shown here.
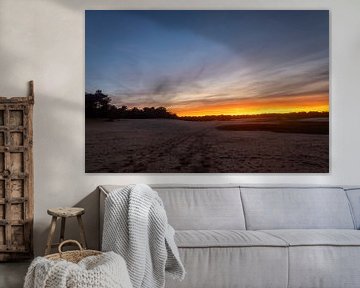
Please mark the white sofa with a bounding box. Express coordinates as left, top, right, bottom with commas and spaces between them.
99, 185, 360, 288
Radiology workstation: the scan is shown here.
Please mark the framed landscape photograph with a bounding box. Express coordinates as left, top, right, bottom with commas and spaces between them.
85, 10, 329, 173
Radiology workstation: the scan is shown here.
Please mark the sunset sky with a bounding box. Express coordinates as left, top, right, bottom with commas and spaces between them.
86, 10, 329, 116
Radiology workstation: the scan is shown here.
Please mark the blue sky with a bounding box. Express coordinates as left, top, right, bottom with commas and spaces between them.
85, 10, 329, 115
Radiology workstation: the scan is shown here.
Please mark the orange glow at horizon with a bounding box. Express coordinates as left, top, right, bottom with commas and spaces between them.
169, 93, 329, 117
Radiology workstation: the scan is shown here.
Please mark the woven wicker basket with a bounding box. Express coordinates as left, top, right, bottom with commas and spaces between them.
45, 240, 102, 263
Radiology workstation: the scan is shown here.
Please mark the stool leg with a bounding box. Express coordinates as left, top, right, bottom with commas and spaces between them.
60, 217, 66, 243
77, 215, 87, 249
45, 216, 57, 255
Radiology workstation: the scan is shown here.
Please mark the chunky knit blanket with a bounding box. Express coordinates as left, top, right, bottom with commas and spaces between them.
24, 251, 132, 288
102, 184, 185, 288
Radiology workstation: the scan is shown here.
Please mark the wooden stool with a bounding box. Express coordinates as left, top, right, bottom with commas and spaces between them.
45, 207, 87, 255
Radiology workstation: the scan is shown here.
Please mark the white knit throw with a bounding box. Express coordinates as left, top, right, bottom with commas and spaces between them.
24, 251, 133, 288
102, 184, 185, 288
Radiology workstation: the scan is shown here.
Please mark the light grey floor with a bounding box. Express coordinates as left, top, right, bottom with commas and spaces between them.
0, 261, 30, 288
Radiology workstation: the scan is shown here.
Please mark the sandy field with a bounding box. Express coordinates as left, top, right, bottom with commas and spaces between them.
85, 119, 329, 173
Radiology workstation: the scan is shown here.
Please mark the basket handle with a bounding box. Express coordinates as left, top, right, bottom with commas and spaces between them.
58, 240, 83, 255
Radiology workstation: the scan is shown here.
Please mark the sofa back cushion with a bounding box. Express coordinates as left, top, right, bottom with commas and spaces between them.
240, 187, 355, 230
154, 186, 246, 230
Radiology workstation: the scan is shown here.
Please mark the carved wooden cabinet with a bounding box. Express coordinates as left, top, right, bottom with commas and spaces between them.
0, 81, 34, 261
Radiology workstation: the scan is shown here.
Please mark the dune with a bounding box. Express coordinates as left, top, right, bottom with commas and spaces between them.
85, 118, 329, 173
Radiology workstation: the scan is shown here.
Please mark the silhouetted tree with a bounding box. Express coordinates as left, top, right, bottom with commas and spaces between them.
85, 91, 178, 119
85, 90, 111, 118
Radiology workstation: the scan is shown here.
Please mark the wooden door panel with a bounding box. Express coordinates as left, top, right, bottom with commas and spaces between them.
10, 152, 24, 174
0, 133, 4, 146
0, 110, 4, 126
0, 81, 34, 261
11, 180, 24, 198
0, 181, 4, 198
10, 133, 24, 146
0, 205, 4, 219
9, 110, 24, 127
0, 153, 4, 172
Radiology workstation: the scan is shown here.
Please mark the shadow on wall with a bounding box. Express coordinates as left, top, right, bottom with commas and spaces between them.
33, 92, 88, 256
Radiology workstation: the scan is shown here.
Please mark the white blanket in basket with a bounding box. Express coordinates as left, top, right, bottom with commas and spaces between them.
102, 184, 185, 288
24, 251, 132, 288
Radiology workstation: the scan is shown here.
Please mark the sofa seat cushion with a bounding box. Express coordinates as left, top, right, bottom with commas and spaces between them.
175, 230, 288, 248
262, 229, 360, 246
166, 246, 289, 288
260, 230, 360, 288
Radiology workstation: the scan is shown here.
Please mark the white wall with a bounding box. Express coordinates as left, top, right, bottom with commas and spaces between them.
0, 0, 359, 256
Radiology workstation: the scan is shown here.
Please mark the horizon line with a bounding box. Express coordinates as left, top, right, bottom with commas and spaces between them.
175, 110, 329, 118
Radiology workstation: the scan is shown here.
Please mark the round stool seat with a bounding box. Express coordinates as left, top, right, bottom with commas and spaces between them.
47, 207, 85, 218
45, 207, 87, 255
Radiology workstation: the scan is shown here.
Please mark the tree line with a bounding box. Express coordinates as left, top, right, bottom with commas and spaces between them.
86, 90, 329, 121
85, 90, 177, 119
181, 111, 329, 121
